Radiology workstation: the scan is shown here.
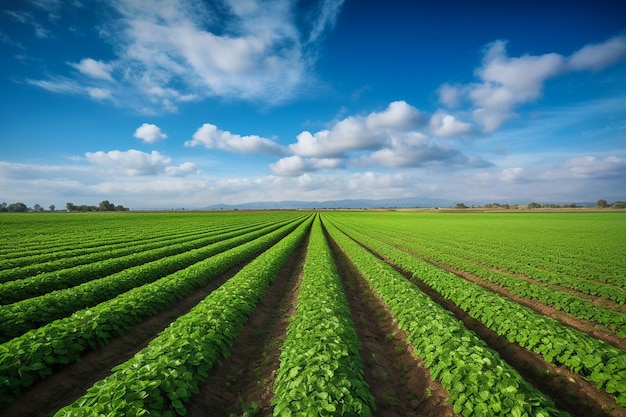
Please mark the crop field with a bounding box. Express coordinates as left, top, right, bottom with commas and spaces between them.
1, 210, 625, 417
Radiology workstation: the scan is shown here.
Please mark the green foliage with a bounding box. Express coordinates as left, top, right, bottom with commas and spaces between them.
0, 215, 311, 408
53, 216, 313, 416
326, 211, 626, 408
272, 216, 375, 416
0, 217, 299, 340
323, 215, 570, 417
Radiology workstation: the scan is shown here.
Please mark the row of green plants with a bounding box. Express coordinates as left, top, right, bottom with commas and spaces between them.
0, 217, 303, 342
0, 214, 207, 259
54, 215, 313, 416
0, 218, 291, 302
0, 218, 232, 274
272, 216, 375, 417
0, 211, 301, 261
336, 219, 626, 337
400, 229, 626, 305
428, 233, 626, 297
328, 215, 626, 407
322, 216, 568, 417
0, 215, 311, 407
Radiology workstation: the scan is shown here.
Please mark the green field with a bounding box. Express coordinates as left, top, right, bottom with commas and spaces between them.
1, 211, 625, 417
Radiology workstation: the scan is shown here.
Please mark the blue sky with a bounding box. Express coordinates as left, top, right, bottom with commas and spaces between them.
1, 0, 625, 209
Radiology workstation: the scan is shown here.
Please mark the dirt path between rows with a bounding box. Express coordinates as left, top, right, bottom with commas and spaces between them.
1, 264, 245, 417
366, 246, 626, 417
326, 229, 456, 417
184, 235, 309, 417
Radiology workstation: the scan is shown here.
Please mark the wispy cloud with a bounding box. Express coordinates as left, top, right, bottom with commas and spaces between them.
68, 58, 114, 81
23, 0, 345, 113
567, 35, 626, 71
439, 35, 626, 133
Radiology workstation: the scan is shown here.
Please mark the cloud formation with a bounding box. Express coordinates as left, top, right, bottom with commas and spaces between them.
134, 123, 167, 144
85, 149, 172, 176
440, 35, 626, 133
186, 123, 285, 155
276, 101, 487, 176
68, 58, 114, 81
23, 0, 345, 113
269, 155, 344, 176
289, 101, 424, 158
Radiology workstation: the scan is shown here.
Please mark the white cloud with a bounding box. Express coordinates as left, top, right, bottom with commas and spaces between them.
438, 83, 460, 108
355, 133, 491, 169
186, 123, 285, 155
306, 0, 345, 44
68, 58, 114, 81
86, 87, 111, 100
20, 0, 344, 113
499, 167, 525, 182
468, 40, 565, 132
134, 123, 167, 144
429, 112, 473, 138
165, 162, 198, 176
289, 101, 424, 158
547, 155, 626, 180
1, 150, 624, 209
439, 35, 626, 133
270, 155, 344, 176
567, 35, 626, 72
281, 101, 491, 173
85, 149, 171, 176
26, 77, 82, 94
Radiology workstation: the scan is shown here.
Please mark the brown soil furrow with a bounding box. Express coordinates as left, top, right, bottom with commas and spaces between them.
185, 235, 308, 417
361, 244, 625, 417
327, 230, 456, 417
1, 264, 244, 417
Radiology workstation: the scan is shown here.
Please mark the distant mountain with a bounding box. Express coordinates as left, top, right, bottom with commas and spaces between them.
205, 196, 453, 210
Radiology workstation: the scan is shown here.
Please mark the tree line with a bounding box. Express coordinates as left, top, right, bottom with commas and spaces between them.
0, 201, 129, 212
453, 200, 626, 209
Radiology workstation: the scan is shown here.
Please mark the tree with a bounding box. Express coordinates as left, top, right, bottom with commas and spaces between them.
528, 202, 542, 209
597, 199, 609, 208
49, 204, 55, 212
7, 202, 29, 212
66, 202, 77, 211
99, 200, 115, 211
33, 203, 42, 212
456, 203, 468, 209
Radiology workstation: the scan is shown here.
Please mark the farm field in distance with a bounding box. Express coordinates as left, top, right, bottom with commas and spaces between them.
1, 210, 625, 417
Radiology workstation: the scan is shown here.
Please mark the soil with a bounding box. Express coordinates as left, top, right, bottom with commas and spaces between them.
1, 263, 245, 417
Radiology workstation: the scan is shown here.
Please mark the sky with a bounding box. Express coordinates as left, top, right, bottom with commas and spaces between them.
1, 0, 625, 209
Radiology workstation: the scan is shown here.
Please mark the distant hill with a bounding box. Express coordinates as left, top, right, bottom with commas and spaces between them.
205, 197, 455, 210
